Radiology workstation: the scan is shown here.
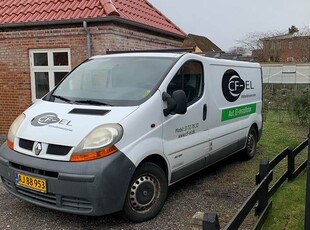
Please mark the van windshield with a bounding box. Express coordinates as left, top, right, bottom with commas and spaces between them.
51, 57, 176, 106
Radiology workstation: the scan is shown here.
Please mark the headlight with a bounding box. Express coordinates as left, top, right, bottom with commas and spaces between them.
70, 124, 123, 161
7, 113, 25, 149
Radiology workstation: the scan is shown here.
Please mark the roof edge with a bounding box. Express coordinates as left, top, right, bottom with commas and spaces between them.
0, 17, 186, 39
145, 0, 187, 36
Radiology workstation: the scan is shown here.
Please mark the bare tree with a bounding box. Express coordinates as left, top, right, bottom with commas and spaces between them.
228, 46, 249, 55
236, 30, 286, 51
237, 26, 310, 63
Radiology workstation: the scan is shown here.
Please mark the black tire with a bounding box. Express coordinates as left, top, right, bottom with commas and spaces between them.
242, 127, 258, 160
122, 162, 168, 222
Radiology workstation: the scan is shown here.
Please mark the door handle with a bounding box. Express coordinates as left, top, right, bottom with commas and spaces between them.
203, 104, 207, 121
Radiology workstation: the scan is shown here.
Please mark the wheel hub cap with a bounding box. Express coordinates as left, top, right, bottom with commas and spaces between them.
129, 175, 157, 210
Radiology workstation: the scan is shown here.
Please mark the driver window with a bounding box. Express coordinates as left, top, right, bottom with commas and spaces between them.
167, 61, 203, 105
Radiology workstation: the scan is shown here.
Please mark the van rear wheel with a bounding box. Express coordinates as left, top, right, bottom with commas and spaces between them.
122, 162, 168, 222
242, 127, 257, 160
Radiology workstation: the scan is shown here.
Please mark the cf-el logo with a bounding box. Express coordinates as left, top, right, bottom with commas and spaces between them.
31, 113, 60, 127
34, 142, 42, 156
222, 69, 245, 102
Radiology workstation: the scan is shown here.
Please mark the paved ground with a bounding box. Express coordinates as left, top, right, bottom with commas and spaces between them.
0, 138, 256, 230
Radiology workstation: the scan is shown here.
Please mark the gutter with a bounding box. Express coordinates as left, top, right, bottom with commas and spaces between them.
0, 16, 186, 39
83, 21, 91, 58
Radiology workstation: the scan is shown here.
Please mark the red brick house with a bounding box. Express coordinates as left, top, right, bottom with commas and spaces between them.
256, 33, 310, 63
0, 0, 186, 136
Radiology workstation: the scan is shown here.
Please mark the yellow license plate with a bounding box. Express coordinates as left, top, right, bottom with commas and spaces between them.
15, 172, 47, 193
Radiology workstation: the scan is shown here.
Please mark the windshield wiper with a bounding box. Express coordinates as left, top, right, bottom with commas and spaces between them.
53, 95, 75, 104
74, 100, 112, 106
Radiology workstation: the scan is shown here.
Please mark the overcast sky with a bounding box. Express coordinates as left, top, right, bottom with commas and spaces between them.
148, 0, 310, 51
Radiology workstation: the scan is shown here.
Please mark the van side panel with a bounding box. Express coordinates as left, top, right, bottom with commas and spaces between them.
116, 91, 168, 170
205, 60, 262, 165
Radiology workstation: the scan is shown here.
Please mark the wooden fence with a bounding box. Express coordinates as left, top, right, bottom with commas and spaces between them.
200, 137, 309, 230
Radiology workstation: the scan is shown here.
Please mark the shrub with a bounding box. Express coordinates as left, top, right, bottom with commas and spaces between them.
289, 90, 310, 125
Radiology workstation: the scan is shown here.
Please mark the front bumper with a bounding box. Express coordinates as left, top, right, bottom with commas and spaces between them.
0, 143, 135, 216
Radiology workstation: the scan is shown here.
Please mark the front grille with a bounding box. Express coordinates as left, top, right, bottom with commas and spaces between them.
47, 144, 72, 156
2, 177, 92, 213
2, 177, 13, 190
17, 186, 57, 205
62, 197, 93, 211
19, 139, 34, 151
10, 162, 58, 178
18, 138, 72, 156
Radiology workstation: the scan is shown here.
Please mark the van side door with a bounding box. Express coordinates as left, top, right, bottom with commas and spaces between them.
161, 60, 209, 183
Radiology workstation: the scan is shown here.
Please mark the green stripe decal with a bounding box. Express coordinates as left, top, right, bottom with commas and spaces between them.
221, 103, 256, 121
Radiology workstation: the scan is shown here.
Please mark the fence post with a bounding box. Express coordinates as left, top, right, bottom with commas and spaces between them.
256, 158, 270, 184
255, 159, 270, 215
304, 127, 310, 230
287, 146, 295, 181
202, 213, 220, 230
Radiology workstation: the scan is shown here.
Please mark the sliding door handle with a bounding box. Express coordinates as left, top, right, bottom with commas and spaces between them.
203, 104, 207, 121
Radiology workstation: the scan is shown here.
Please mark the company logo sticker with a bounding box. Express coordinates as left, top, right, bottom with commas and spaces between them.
222, 69, 245, 102
31, 113, 60, 127
221, 103, 257, 122
31, 112, 73, 131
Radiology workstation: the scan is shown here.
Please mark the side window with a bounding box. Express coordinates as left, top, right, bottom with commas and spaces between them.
167, 61, 203, 105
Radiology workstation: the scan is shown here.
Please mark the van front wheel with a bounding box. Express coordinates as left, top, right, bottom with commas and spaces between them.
242, 127, 257, 160
122, 162, 168, 222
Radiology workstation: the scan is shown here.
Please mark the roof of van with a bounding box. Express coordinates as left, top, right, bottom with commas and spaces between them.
91, 52, 261, 67
91, 52, 184, 59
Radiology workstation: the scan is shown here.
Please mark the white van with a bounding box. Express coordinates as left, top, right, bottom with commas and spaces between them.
0, 52, 262, 222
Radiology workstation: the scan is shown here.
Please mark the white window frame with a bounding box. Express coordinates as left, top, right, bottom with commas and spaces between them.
288, 41, 293, 49
287, 57, 294, 62
29, 48, 71, 102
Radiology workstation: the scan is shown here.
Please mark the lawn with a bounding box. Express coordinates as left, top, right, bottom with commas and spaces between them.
258, 110, 309, 230
262, 171, 307, 230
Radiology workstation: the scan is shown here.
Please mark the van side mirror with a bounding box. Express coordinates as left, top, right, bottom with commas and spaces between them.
162, 90, 187, 116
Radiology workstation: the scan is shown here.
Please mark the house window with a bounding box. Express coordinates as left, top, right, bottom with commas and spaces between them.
30, 49, 71, 101
288, 41, 293, 49
287, 57, 294, 62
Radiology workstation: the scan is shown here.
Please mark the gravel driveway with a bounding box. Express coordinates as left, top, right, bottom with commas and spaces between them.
0, 138, 256, 230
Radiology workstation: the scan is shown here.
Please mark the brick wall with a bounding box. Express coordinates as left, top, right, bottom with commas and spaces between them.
0, 22, 184, 136
262, 36, 310, 63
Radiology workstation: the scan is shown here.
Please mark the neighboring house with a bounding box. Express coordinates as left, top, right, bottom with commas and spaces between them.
258, 33, 310, 63
0, 0, 186, 136
182, 33, 222, 52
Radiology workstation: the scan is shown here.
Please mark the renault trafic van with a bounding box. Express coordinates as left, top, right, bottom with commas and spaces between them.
0, 52, 262, 222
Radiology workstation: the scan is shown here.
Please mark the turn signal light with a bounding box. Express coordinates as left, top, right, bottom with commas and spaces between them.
70, 145, 118, 162
7, 139, 14, 150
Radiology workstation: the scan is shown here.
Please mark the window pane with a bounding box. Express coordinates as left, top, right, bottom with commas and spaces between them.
35, 72, 49, 98
53, 52, 69, 66
53, 57, 176, 105
34, 53, 48, 66
168, 61, 203, 105
54, 72, 68, 85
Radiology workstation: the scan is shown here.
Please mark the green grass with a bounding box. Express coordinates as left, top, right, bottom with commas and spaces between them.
262, 171, 307, 230
259, 111, 309, 229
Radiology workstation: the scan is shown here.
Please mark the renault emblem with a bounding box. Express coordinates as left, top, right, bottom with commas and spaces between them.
34, 142, 42, 155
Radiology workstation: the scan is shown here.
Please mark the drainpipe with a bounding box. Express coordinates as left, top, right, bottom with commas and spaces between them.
83, 21, 91, 58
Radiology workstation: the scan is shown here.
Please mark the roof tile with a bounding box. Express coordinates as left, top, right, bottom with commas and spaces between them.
0, 0, 186, 36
